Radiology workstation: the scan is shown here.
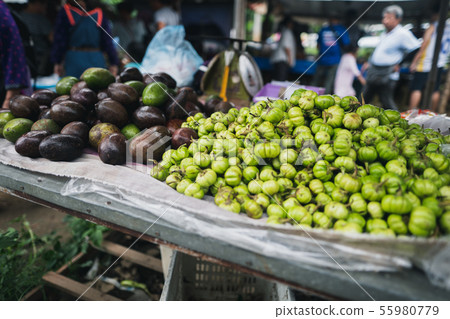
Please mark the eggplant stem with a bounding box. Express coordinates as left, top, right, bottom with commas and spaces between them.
352, 166, 359, 178
390, 136, 398, 146
311, 205, 321, 213
376, 179, 388, 190
280, 218, 292, 224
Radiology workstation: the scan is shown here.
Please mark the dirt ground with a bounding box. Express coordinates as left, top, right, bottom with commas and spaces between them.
0, 192, 70, 239
1, 192, 315, 301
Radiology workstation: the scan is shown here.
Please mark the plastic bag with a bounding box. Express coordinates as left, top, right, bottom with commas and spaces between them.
140, 25, 203, 87
405, 110, 450, 136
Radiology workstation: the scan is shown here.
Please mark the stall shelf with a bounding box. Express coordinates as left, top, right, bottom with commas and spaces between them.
0, 139, 449, 301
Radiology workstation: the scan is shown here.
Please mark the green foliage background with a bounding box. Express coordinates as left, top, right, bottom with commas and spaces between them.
0, 216, 108, 300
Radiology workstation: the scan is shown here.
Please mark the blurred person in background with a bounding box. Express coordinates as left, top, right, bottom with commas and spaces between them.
0, 0, 30, 109
344, 9, 364, 48
150, 0, 180, 32
121, 42, 147, 68
363, 5, 420, 110
51, 0, 119, 78
408, 9, 450, 111
293, 21, 307, 61
312, 15, 350, 94
19, 0, 53, 76
270, 16, 296, 81
344, 8, 365, 97
112, 1, 147, 62
334, 44, 366, 98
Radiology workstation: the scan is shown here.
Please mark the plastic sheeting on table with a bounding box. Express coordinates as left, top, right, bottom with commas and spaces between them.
404, 110, 450, 136
0, 138, 449, 290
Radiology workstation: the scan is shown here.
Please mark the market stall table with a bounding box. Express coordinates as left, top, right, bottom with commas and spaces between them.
0, 139, 449, 301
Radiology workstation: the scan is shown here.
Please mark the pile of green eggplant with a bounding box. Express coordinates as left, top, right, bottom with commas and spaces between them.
151, 89, 450, 238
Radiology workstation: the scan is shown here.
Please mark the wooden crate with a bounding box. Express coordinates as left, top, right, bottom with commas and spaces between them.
23, 234, 164, 301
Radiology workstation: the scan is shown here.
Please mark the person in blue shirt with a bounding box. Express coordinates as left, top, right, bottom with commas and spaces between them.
51, 0, 119, 78
312, 16, 350, 94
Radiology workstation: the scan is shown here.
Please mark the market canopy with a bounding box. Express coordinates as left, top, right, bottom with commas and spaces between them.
276, 0, 441, 22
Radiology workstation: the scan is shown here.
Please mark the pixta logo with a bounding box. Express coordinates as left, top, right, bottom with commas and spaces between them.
126, 128, 172, 173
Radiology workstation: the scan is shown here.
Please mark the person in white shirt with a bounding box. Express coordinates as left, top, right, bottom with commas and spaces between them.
334, 44, 366, 98
409, 10, 450, 111
363, 5, 420, 110
150, 0, 180, 32
270, 16, 296, 81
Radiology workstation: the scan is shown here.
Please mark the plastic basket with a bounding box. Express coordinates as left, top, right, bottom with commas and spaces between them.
160, 251, 294, 301
253, 82, 325, 102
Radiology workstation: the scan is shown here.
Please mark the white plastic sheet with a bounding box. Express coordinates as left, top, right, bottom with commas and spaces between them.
405, 110, 450, 136
0, 138, 449, 290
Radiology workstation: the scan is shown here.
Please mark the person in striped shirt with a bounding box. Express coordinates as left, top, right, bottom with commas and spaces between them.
409, 10, 450, 111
